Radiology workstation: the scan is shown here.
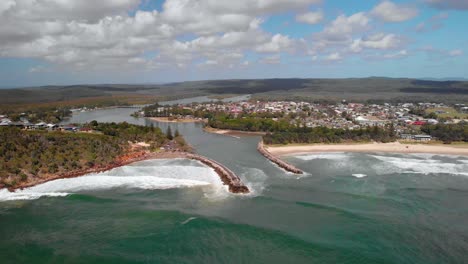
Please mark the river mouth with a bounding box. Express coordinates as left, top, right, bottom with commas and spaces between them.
2, 103, 468, 264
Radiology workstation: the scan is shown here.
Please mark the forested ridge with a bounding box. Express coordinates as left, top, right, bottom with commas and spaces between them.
0, 122, 168, 188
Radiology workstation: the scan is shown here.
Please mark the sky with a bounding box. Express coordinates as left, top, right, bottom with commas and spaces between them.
0, 0, 467, 87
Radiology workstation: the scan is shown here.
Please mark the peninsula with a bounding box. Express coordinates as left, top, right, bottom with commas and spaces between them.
0, 122, 249, 194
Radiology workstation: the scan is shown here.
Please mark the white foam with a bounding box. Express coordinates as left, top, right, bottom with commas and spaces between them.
181, 217, 197, 225
0, 159, 228, 202
370, 155, 468, 176
239, 167, 269, 197
295, 153, 349, 161
352, 174, 367, 178
0, 190, 69, 201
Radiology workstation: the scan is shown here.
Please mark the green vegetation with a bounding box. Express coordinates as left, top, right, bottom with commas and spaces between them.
5, 106, 72, 123
2, 78, 468, 111
84, 121, 168, 148
263, 125, 397, 145
425, 107, 468, 119
420, 123, 468, 144
166, 126, 174, 140
204, 112, 397, 145
142, 103, 217, 119
208, 115, 291, 132
0, 122, 167, 188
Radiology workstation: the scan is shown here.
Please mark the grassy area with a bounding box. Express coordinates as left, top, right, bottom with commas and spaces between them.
426, 107, 468, 119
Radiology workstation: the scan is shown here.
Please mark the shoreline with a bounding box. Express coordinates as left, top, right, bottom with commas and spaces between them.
266, 142, 468, 156
6, 151, 184, 192
5, 151, 249, 194
149, 117, 205, 123
203, 126, 266, 137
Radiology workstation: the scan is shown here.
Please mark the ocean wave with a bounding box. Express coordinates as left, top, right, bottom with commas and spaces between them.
239, 167, 269, 197
0, 160, 226, 202
0, 190, 69, 201
181, 217, 197, 225
294, 153, 349, 161
352, 174, 367, 178
370, 155, 468, 176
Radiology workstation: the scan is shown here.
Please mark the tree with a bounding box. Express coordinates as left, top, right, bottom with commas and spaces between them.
166, 126, 173, 140
174, 128, 180, 138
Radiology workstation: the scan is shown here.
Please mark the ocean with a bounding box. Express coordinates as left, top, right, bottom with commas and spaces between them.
1, 106, 467, 264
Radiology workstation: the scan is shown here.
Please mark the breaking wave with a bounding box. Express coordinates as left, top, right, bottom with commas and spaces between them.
352, 174, 367, 178
0, 159, 227, 202
370, 155, 468, 176
294, 153, 349, 161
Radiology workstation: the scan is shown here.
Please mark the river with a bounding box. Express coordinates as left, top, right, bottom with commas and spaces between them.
1, 98, 468, 264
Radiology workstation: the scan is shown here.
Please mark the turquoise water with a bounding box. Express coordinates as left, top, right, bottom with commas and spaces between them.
1, 107, 468, 264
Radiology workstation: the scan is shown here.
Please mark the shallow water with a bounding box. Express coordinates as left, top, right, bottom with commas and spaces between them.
2, 106, 468, 264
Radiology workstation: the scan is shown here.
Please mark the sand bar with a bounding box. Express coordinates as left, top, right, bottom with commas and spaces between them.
149, 117, 204, 123
204, 126, 266, 136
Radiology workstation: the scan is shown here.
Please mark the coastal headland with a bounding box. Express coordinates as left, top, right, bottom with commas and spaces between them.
8, 150, 250, 194
266, 141, 468, 156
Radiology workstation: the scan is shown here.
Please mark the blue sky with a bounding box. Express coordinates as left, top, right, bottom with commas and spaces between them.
0, 0, 467, 87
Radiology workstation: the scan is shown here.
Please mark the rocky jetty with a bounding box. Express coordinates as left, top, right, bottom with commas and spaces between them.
185, 153, 250, 194
257, 141, 303, 174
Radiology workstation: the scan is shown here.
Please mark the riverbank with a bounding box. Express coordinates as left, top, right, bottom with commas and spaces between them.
204, 126, 266, 137
266, 141, 468, 156
6, 150, 249, 194
149, 117, 205, 123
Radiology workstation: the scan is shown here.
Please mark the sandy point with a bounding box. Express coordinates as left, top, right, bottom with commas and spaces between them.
148, 117, 206, 123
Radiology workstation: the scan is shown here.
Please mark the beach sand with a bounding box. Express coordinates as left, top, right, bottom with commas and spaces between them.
266, 142, 468, 156
203, 126, 266, 136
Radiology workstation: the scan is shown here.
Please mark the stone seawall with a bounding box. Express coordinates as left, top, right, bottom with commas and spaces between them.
257, 141, 303, 174
185, 153, 250, 194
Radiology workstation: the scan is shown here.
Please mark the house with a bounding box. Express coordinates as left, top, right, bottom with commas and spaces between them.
35, 122, 47, 129
412, 121, 427, 126
79, 127, 93, 133
414, 135, 432, 141
8, 122, 25, 127
427, 119, 438, 125
47, 124, 58, 130
400, 134, 414, 140
60, 125, 78, 132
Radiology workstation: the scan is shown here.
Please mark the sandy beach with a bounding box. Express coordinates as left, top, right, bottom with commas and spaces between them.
266, 142, 468, 156
149, 117, 205, 123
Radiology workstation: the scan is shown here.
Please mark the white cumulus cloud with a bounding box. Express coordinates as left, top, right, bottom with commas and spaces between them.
371, 1, 418, 22
296, 10, 324, 24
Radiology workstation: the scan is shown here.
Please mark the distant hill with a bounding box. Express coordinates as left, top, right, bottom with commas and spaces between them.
1, 78, 468, 106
